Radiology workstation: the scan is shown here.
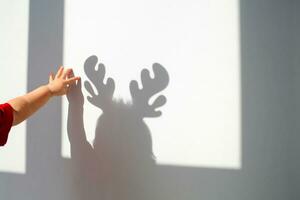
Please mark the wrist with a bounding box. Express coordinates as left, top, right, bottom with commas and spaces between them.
45, 84, 54, 98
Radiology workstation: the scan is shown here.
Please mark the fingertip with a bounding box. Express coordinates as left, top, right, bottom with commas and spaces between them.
65, 76, 80, 85
63, 68, 73, 78
75, 76, 81, 80
56, 66, 64, 77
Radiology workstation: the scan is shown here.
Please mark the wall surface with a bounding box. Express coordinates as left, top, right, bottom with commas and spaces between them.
291, 0, 300, 199
0, 0, 28, 174
61, 0, 242, 169
239, 0, 293, 199
0, 0, 298, 200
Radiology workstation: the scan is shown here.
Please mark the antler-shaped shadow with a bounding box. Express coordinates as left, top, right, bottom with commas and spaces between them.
130, 63, 169, 118
84, 55, 115, 110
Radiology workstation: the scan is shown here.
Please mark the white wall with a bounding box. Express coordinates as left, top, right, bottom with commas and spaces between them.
61, 0, 241, 169
0, 0, 297, 199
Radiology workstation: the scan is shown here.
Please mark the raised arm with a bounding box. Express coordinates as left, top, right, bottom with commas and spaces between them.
8, 67, 80, 125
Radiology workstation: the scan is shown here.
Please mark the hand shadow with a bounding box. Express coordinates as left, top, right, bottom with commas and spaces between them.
67, 55, 169, 200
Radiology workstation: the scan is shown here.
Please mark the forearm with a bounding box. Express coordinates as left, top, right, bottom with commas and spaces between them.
4, 67, 79, 128
8, 85, 53, 125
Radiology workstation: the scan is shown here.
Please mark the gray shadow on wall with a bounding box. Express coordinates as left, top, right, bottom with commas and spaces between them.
0, 0, 294, 200
67, 55, 169, 200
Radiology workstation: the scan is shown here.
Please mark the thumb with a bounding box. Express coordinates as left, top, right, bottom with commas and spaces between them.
49, 73, 54, 83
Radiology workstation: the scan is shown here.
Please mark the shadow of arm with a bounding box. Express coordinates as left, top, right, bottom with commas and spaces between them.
66, 79, 93, 153
67, 103, 87, 146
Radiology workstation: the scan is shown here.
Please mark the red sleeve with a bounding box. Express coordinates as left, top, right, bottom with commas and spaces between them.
0, 103, 14, 146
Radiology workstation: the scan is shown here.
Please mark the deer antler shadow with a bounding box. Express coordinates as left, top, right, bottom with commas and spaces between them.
67, 55, 169, 200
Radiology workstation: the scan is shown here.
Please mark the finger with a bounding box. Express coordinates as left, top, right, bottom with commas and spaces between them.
68, 69, 75, 79
64, 76, 80, 85
63, 68, 73, 79
55, 66, 64, 78
49, 73, 54, 83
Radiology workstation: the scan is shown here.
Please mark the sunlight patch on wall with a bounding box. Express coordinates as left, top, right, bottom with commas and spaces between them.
0, 0, 29, 174
62, 0, 241, 169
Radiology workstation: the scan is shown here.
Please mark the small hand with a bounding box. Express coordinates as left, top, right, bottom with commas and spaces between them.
47, 66, 80, 96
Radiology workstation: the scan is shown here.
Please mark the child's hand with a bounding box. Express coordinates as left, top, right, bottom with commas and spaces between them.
47, 66, 80, 96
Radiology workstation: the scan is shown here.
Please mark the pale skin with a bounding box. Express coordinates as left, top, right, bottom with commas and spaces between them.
7, 66, 80, 126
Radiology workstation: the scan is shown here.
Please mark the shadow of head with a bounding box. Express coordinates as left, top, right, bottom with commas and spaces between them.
83, 55, 169, 169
